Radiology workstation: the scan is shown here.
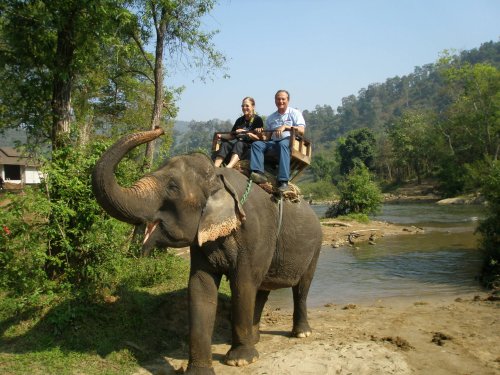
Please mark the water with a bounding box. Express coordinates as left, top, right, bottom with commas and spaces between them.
267, 203, 487, 308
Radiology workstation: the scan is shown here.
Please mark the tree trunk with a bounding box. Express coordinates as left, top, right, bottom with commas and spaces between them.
51, 14, 77, 151
143, 10, 167, 172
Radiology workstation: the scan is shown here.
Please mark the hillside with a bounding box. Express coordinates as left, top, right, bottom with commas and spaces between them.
169, 40, 499, 159
304, 40, 500, 153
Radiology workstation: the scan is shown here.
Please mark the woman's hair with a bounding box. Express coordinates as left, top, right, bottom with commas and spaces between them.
242, 97, 255, 106
242, 97, 256, 115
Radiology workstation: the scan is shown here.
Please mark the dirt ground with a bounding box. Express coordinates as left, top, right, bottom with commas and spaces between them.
138, 218, 499, 375
143, 293, 499, 375
141, 292, 499, 375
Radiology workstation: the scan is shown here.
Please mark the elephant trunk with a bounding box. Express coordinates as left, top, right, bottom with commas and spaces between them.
92, 127, 165, 224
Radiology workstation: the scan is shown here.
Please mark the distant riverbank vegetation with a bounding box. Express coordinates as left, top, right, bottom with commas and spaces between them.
0, 4, 498, 365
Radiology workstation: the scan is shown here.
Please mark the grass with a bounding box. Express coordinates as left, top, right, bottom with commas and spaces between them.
0, 251, 232, 375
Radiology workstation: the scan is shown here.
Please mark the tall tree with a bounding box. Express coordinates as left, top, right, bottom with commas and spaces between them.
0, 0, 132, 151
337, 128, 376, 175
128, 0, 228, 170
387, 110, 437, 184
437, 59, 500, 163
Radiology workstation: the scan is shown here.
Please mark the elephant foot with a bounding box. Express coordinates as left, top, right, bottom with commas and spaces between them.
292, 322, 312, 338
185, 364, 215, 375
225, 344, 259, 367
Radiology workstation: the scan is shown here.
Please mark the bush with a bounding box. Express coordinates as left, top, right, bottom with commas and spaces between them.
476, 161, 500, 289
436, 157, 468, 197
0, 139, 143, 297
0, 189, 52, 294
325, 165, 383, 218
299, 180, 337, 202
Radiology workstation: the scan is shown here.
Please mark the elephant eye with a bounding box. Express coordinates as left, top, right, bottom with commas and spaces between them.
166, 181, 180, 194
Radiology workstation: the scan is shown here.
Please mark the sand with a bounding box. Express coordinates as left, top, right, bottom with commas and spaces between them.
137, 221, 499, 375
139, 293, 499, 375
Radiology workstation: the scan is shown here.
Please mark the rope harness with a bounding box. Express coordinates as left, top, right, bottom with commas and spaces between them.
239, 176, 285, 236
239, 178, 253, 205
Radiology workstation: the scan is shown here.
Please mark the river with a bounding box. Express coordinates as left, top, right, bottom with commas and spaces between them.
267, 202, 487, 308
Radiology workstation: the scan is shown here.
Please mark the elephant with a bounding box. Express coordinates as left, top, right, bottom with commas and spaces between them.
91, 127, 323, 374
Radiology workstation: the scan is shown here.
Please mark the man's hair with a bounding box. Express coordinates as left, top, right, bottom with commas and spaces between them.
275, 90, 290, 100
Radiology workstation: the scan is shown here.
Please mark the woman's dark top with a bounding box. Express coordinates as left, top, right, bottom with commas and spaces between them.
217, 115, 264, 161
232, 114, 264, 133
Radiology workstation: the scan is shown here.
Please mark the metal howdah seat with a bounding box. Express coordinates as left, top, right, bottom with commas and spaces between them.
211, 128, 312, 182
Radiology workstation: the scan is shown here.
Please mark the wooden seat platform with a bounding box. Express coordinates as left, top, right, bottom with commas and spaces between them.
211, 128, 312, 181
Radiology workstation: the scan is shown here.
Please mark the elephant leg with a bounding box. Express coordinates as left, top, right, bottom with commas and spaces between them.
225, 280, 259, 367
186, 267, 221, 375
291, 254, 319, 338
252, 290, 270, 344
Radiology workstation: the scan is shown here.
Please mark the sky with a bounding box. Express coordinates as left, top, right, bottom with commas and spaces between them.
167, 0, 500, 122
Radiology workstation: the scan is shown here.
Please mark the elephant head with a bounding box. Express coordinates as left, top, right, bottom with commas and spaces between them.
92, 127, 246, 252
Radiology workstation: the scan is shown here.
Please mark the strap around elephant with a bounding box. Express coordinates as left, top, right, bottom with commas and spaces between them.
277, 195, 284, 235
240, 178, 253, 205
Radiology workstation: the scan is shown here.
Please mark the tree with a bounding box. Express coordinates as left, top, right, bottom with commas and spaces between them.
302, 105, 337, 150
437, 59, 500, 163
0, 0, 133, 151
325, 164, 383, 218
309, 154, 337, 182
386, 110, 438, 184
128, 0, 228, 170
475, 160, 500, 289
337, 128, 376, 175
171, 118, 231, 155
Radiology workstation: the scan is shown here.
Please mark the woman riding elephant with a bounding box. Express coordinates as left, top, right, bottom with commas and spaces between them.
92, 127, 322, 375
213, 96, 264, 168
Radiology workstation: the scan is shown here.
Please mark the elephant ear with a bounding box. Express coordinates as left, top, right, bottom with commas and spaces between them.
197, 174, 246, 246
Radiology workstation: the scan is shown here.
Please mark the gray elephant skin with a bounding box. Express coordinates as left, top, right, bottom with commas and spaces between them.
92, 128, 323, 374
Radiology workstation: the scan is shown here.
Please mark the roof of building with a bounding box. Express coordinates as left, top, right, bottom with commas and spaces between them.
0, 147, 38, 166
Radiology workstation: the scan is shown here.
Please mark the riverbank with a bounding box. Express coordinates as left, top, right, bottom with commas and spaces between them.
320, 218, 423, 247
140, 292, 499, 375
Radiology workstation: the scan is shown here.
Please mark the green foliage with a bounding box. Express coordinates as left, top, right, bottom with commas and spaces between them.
119, 252, 189, 290
475, 161, 500, 289
332, 213, 370, 223
386, 110, 440, 184
437, 60, 499, 163
0, 140, 142, 296
132, 0, 228, 83
42, 143, 126, 285
302, 105, 338, 152
298, 180, 337, 202
0, 252, 211, 375
308, 154, 337, 182
325, 164, 383, 218
0, 0, 138, 149
0, 190, 52, 294
436, 158, 469, 197
338, 128, 376, 175
432, 58, 500, 195
171, 118, 232, 155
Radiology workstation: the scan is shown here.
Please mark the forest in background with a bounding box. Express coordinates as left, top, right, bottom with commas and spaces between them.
170, 40, 499, 197
3, 40, 498, 198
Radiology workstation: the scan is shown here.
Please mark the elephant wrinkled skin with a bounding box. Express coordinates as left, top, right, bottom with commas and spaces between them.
91, 128, 323, 374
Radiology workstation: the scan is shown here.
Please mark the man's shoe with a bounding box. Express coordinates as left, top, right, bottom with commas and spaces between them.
250, 171, 267, 184
278, 182, 290, 193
